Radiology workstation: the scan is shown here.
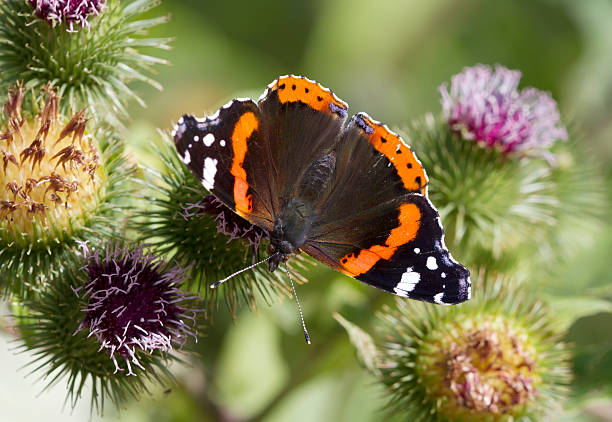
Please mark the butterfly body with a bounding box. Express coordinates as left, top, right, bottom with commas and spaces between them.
174, 75, 471, 305
270, 150, 349, 271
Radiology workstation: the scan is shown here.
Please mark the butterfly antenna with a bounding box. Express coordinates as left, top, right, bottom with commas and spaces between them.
283, 263, 311, 344
210, 254, 276, 289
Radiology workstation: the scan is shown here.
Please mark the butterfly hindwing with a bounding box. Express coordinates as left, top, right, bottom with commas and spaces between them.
304, 193, 469, 304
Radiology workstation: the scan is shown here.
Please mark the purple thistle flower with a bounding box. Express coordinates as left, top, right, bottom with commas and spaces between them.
182, 194, 269, 255
440, 64, 568, 158
74, 242, 198, 376
28, 0, 106, 32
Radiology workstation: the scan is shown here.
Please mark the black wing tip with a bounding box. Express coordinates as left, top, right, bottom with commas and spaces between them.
442, 265, 471, 305
455, 271, 472, 304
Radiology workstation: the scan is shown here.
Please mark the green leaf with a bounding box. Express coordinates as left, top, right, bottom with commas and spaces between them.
567, 312, 612, 394
334, 313, 380, 376
548, 296, 612, 330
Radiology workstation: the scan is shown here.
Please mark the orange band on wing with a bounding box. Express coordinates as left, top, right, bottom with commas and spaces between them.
270, 76, 348, 117
339, 203, 421, 277
230, 112, 258, 215
356, 114, 428, 195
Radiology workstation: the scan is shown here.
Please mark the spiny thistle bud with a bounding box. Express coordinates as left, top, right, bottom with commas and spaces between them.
0, 0, 169, 128
0, 84, 132, 295
28, 0, 107, 32
15, 243, 197, 413
74, 242, 198, 375
340, 271, 571, 421
135, 135, 304, 320
440, 64, 567, 160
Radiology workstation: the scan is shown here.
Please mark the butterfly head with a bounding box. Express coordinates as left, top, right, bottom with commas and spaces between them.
267, 239, 295, 272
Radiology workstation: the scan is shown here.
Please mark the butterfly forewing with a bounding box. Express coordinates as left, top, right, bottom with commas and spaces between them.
173, 99, 274, 229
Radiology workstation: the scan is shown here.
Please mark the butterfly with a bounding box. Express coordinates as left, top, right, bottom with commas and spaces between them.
173, 75, 470, 307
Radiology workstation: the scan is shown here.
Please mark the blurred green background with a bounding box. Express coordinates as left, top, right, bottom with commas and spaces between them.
3, 0, 611, 421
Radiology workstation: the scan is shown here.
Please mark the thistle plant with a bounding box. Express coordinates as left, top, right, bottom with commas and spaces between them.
16, 242, 197, 412
400, 65, 571, 270
339, 271, 571, 422
0, 0, 170, 127
134, 136, 304, 320
0, 84, 132, 295
0, 0, 599, 415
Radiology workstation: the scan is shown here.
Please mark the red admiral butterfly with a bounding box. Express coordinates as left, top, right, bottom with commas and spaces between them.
174, 75, 470, 307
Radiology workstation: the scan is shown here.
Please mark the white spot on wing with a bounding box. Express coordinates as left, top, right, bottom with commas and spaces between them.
414, 248, 420, 254
203, 133, 215, 147
220, 140, 226, 147
178, 117, 184, 124
394, 268, 420, 295
181, 150, 191, 165
202, 157, 218, 190
433, 292, 444, 304
194, 135, 199, 142
426, 256, 438, 270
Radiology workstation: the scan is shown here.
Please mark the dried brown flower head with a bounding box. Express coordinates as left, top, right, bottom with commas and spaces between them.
0, 84, 99, 242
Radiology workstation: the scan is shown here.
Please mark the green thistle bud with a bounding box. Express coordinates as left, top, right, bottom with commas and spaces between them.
342, 271, 571, 421
134, 134, 304, 320
15, 242, 196, 413
0, 84, 133, 296
0, 0, 170, 128
402, 115, 558, 271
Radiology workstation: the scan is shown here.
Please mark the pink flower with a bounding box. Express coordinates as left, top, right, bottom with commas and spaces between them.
440, 64, 567, 157
28, 0, 106, 32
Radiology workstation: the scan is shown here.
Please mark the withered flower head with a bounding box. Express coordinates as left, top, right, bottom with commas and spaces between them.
0, 84, 99, 244
420, 317, 538, 419
372, 274, 570, 421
